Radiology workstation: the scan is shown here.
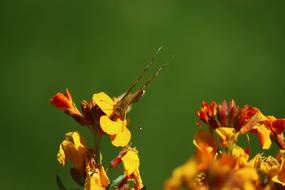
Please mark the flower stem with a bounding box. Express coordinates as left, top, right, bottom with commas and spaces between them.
90, 127, 102, 164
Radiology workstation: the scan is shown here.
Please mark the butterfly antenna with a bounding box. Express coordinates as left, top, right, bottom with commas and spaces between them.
138, 63, 168, 92
138, 54, 175, 92
122, 46, 163, 99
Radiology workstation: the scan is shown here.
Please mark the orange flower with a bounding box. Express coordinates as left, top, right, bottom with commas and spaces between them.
265, 116, 285, 135
236, 105, 266, 133
251, 124, 272, 149
51, 89, 87, 125
51, 89, 74, 111
237, 106, 271, 149
92, 92, 131, 147
196, 101, 219, 129
193, 130, 218, 154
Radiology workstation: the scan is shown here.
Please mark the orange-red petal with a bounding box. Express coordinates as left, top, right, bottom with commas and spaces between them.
51, 89, 73, 111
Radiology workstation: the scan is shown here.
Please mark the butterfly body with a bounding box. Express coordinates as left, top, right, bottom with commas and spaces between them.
113, 89, 145, 120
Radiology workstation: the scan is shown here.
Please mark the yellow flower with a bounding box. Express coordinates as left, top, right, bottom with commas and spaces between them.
121, 149, 143, 190
57, 131, 110, 189
121, 149, 140, 176
164, 159, 198, 190
272, 159, 285, 186
231, 168, 259, 190
92, 92, 131, 147
57, 131, 87, 173
215, 127, 236, 147
84, 163, 110, 190
231, 145, 249, 165
111, 147, 143, 190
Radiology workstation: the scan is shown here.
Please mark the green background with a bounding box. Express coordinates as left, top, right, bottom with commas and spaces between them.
1, 0, 285, 189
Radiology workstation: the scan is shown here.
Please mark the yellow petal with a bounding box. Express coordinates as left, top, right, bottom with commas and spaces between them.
272, 159, 285, 186
193, 130, 218, 153
234, 167, 258, 181
57, 144, 66, 166
121, 149, 140, 176
57, 131, 87, 172
92, 92, 114, 117
84, 169, 103, 190
98, 165, 110, 187
215, 127, 235, 146
232, 145, 249, 164
248, 154, 262, 168
253, 124, 272, 149
164, 159, 197, 190
111, 127, 131, 147
100, 116, 123, 135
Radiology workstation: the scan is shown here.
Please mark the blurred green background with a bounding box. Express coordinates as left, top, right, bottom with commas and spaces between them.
1, 0, 285, 189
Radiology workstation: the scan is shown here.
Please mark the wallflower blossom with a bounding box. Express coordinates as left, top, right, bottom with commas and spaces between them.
197, 100, 272, 149
164, 159, 198, 189
52, 84, 285, 190
51, 89, 74, 111
266, 116, 285, 135
51, 89, 88, 125
215, 127, 236, 147
111, 147, 143, 190
57, 131, 110, 190
193, 130, 218, 154
165, 99, 285, 190
57, 131, 87, 174
196, 101, 219, 129
84, 159, 110, 190
237, 106, 272, 149
92, 92, 131, 147
217, 99, 239, 128
52, 51, 165, 190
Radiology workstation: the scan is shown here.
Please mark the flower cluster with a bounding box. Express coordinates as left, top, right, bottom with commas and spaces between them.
51, 89, 143, 190
164, 100, 285, 190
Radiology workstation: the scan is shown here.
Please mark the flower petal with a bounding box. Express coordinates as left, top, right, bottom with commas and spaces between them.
100, 116, 122, 135
98, 165, 110, 187
215, 127, 235, 146
272, 119, 285, 134
237, 106, 267, 133
92, 92, 114, 117
84, 169, 103, 190
51, 89, 73, 111
57, 131, 87, 172
111, 127, 131, 147
272, 159, 285, 186
193, 130, 218, 153
253, 124, 272, 149
121, 149, 140, 176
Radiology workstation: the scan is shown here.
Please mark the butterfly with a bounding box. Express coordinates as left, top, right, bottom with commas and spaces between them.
93, 46, 168, 121
112, 46, 167, 120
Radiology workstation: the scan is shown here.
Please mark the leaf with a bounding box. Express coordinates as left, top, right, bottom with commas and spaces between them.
56, 175, 67, 190
107, 174, 126, 189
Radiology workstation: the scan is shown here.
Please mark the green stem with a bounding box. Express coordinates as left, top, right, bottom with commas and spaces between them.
90, 127, 102, 164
